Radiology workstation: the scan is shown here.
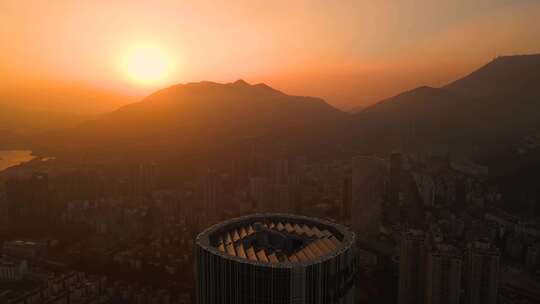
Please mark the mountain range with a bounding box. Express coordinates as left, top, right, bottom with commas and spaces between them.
351, 54, 540, 151
8, 53, 540, 164
31, 80, 344, 162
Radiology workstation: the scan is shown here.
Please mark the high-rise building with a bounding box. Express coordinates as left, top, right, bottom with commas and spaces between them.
504, 231, 524, 259
287, 174, 303, 214
0, 258, 28, 282
464, 240, 500, 304
425, 244, 463, 304
129, 162, 157, 196
403, 177, 424, 228
5, 172, 50, 230
249, 176, 271, 212
398, 229, 427, 304
349, 156, 387, 233
390, 152, 402, 205
0, 193, 8, 231
525, 243, 540, 270
272, 183, 291, 213
455, 178, 468, 211
196, 214, 357, 304
341, 174, 352, 220
272, 159, 289, 185
203, 173, 220, 223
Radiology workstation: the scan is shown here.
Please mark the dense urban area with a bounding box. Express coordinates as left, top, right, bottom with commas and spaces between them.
1, 140, 540, 303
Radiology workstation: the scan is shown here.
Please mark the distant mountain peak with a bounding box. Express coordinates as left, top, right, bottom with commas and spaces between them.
482, 53, 540, 70
354, 53, 540, 150
492, 53, 540, 61
253, 83, 271, 89
232, 79, 249, 86
37, 78, 344, 160
444, 52, 540, 95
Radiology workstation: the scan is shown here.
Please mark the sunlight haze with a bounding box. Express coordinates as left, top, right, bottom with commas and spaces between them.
1, 2, 540, 302
121, 44, 174, 86
1, 0, 540, 109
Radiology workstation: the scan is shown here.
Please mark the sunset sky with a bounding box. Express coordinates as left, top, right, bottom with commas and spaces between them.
2, 0, 540, 110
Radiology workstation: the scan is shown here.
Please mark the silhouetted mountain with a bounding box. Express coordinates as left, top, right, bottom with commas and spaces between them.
445, 54, 540, 99
34, 80, 344, 162
352, 54, 540, 151
25, 54, 540, 164
349, 105, 364, 114
445, 54, 540, 137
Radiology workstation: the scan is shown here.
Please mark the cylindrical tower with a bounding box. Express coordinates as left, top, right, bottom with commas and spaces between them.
196, 213, 357, 304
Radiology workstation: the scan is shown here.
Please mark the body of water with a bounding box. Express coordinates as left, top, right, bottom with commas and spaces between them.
0, 150, 36, 172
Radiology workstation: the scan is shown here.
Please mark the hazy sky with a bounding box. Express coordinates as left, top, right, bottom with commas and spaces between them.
2, 0, 540, 110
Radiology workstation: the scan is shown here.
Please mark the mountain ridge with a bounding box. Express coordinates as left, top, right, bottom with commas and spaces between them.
23, 53, 540, 164
32, 80, 344, 162
351, 53, 540, 151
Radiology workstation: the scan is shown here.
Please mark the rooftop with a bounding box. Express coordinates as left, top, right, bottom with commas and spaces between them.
197, 214, 354, 266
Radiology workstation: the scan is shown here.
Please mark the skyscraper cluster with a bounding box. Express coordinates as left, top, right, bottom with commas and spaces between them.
399, 230, 500, 304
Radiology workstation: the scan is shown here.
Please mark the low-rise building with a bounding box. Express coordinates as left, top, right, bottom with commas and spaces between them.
0, 259, 28, 281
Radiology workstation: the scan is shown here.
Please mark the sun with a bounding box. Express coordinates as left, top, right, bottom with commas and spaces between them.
122, 45, 171, 86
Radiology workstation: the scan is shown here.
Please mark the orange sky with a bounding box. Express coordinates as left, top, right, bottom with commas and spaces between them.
1, 0, 540, 111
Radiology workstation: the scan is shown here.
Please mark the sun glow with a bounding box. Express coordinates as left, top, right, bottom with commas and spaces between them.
122, 45, 172, 86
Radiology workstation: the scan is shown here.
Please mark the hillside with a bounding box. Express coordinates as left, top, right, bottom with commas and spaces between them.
22, 54, 540, 163
445, 54, 540, 99
33, 80, 345, 162
352, 54, 540, 151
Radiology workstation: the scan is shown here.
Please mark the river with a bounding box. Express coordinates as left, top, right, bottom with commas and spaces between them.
0, 150, 36, 172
